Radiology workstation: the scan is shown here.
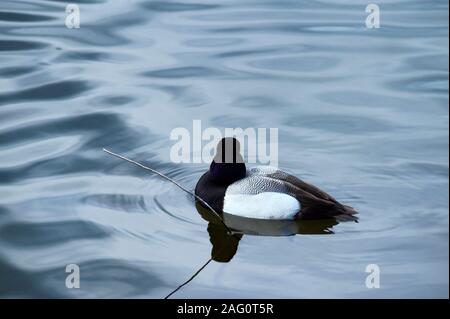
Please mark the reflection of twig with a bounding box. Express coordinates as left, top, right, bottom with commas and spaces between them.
103, 148, 232, 234
164, 257, 212, 299
164, 227, 242, 298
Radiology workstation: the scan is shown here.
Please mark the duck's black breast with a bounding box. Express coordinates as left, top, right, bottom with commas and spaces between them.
194, 171, 228, 214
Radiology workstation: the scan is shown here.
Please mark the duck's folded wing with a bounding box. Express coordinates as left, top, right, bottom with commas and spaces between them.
247, 167, 357, 218
248, 166, 337, 202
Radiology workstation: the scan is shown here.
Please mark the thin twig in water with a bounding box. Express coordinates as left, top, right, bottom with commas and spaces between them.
102, 148, 232, 234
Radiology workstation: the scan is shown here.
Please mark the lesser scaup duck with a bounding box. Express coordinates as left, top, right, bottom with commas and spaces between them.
195, 137, 357, 220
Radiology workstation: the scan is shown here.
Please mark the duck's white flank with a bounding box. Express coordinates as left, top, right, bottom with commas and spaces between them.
223, 192, 300, 220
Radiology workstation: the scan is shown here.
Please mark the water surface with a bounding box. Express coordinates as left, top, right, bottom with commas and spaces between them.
0, 0, 448, 298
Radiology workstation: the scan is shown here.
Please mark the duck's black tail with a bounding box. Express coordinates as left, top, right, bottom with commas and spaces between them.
335, 204, 358, 221
300, 200, 358, 220
341, 204, 358, 215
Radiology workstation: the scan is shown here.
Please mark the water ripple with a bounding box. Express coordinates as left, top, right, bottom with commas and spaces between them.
0, 220, 110, 247
142, 66, 224, 79
142, 1, 220, 12
0, 39, 47, 51
0, 80, 93, 106
0, 11, 54, 22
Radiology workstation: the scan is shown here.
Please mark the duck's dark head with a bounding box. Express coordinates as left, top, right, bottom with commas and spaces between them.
209, 137, 246, 185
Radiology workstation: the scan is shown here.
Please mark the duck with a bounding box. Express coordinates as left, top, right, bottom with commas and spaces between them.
195, 137, 357, 220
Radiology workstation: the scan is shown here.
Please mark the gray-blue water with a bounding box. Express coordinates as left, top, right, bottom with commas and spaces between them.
0, 0, 448, 298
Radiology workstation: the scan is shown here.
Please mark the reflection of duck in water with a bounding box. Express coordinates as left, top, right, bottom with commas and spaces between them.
195, 138, 357, 221
196, 202, 340, 263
